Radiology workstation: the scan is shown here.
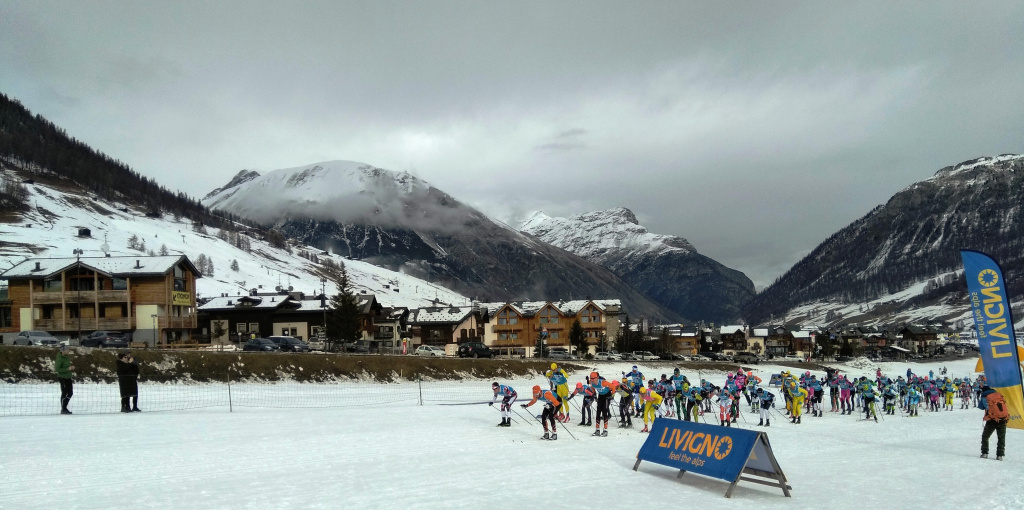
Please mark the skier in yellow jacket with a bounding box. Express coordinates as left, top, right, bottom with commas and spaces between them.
546, 363, 571, 422
638, 387, 663, 433
788, 381, 808, 424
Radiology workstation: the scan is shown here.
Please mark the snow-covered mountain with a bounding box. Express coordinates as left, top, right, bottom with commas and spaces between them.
521, 207, 755, 323
744, 154, 1024, 329
0, 162, 469, 308
202, 162, 681, 322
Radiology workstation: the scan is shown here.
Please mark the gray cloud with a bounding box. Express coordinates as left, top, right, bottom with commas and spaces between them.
2, 1, 1023, 287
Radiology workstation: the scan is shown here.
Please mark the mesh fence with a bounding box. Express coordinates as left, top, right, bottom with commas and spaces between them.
0, 376, 531, 417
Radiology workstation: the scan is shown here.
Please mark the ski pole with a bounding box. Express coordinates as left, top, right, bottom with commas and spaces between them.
493, 404, 520, 425
513, 407, 536, 426
558, 420, 579, 440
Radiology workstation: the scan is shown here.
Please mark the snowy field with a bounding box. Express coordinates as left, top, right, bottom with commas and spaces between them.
2, 359, 1021, 510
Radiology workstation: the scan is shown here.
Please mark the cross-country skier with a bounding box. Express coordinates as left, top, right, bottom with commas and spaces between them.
670, 368, 687, 419
521, 385, 561, 440
882, 381, 899, 415
859, 377, 879, 422
906, 385, 921, 416
491, 382, 517, 427
567, 380, 595, 426
624, 366, 644, 416
639, 387, 663, 432
683, 383, 702, 422
714, 388, 734, 427
807, 375, 824, 417
591, 371, 614, 437
943, 378, 956, 411
838, 375, 854, 415
617, 377, 634, 428
787, 380, 807, 424
756, 388, 775, 426
546, 363, 570, 422
735, 369, 750, 405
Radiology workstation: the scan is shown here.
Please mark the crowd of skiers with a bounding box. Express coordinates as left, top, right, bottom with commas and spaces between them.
490, 362, 1005, 454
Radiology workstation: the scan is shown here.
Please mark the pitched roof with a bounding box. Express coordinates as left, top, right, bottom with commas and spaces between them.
410, 306, 473, 324
1, 255, 200, 280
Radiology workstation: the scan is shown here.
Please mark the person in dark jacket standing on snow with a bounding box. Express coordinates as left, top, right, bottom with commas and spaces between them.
116, 350, 141, 412
54, 345, 75, 414
979, 385, 1009, 460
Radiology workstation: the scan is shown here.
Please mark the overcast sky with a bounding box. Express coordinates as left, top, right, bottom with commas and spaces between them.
3, 2, 1023, 288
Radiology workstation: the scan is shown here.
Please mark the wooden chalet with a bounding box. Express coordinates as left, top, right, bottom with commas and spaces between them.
0, 255, 200, 346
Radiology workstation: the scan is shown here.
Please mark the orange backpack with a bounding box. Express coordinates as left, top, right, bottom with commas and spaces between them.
986, 391, 1010, 421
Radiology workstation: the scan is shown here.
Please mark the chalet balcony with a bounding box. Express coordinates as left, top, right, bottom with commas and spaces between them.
32, 290, 130, 304
492, 324, 523, 332
158, 316, 197, 329
33, 317, 133, 332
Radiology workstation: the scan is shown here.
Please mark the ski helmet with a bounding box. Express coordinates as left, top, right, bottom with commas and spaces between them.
551, 363, 557, 370
532, 385, 541, 394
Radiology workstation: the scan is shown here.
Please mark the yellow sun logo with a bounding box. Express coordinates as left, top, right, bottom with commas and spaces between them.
978, 269, 999, 288
714, 436, 733, 460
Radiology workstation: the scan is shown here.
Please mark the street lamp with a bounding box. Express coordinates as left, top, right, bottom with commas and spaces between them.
73, 249, 83, 344
151, 314, 158, 348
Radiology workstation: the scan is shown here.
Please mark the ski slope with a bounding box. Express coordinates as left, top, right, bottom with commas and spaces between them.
1, 358, 1020, 510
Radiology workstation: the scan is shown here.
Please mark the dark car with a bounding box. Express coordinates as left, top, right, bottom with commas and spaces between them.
267, 336, 310, 352
242, 338, 281, 352
457, 342, 493, 358
619, 353, 637, 361
81, 331, 129, 348
705, 352, 731, 362
658, 353, 684, 361
732, 352, 760, 364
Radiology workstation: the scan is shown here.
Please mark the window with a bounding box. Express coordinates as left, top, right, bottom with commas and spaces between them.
549, 331, 559, 339
581, 305, 602, 324
498, 332, 520, 340
248, 323, 260, 335
236, 323, 248, 333
112, 278, 127, 290
0, 306, 11, 328
44, 280, 63, 292
539, 307, 559, 324
173, 265, 187, 291
497, 309, 519, 325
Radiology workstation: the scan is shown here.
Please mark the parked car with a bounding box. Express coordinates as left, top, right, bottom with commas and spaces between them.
80, 330, 129, 349
267, 336, 310, 352
594, 351, 620, 361
548, 347, 579, 360
631, 351, 660, 361
457, 342, 494, 358
13, 330, 60, 347
242, 338, 281, 352
690, 354, 711, 362
306, 338, 326, 351
657, 353, 684, 361
414, 345, 446, 357
705, 352, 732, 362
619, 353, 637, 361
732, 352, 760, 364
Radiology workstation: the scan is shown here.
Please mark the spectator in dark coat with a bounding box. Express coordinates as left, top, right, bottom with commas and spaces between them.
116, 350, 141, 412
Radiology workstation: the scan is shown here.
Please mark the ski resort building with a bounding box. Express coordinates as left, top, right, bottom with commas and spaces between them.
0, 255, 201, 346
477, 299, 621, 357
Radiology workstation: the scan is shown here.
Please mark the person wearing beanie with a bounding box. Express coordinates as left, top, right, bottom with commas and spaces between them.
54, 345, 75, 415
490, 382, 517, 427
978, 385, 1009, 460
116, 350, 141, 412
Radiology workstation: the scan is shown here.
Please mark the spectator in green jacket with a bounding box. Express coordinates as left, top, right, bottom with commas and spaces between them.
54, 345, 75, 415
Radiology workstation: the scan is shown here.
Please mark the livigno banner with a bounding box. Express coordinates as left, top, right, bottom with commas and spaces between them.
961, 250, 1024, 430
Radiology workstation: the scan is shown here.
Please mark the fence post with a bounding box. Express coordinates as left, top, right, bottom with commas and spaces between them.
418, 374, 423, 406
227, 371, 233, 413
